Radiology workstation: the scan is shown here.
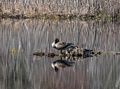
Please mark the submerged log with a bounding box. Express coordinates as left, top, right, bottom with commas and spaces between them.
116, 52, 120, 55
33, 52, 45, 56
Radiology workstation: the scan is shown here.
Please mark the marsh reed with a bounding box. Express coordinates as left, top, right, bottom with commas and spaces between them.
0, 0, 120, 19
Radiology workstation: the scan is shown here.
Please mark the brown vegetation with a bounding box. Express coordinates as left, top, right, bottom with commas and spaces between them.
0, 0, 120, 20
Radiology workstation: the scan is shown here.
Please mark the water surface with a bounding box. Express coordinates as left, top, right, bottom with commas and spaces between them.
0, 19, 120, 89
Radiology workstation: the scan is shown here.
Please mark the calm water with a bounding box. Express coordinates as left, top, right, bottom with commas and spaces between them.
0, 19, 120, 89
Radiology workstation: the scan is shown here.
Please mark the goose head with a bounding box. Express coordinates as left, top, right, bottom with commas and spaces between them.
52, 38, 60, 48
55, 38, 59, 43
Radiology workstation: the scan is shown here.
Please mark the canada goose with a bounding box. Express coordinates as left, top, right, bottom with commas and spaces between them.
51, 59, 74, 72
52, 38, 76, 53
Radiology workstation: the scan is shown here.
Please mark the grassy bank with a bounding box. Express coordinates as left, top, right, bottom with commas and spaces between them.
0, 0, 120, 20
0, 12, 120, 21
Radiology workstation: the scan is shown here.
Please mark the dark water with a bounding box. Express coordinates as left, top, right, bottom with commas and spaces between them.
0, 19, 120, 89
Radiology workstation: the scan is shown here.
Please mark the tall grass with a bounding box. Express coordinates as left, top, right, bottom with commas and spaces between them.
0, 0, 120, 19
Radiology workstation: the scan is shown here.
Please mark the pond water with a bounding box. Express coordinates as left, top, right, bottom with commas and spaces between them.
0, 19, 120, 89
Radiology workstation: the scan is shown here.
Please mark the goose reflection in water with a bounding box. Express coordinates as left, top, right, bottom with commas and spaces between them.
51, 59, 75, 72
